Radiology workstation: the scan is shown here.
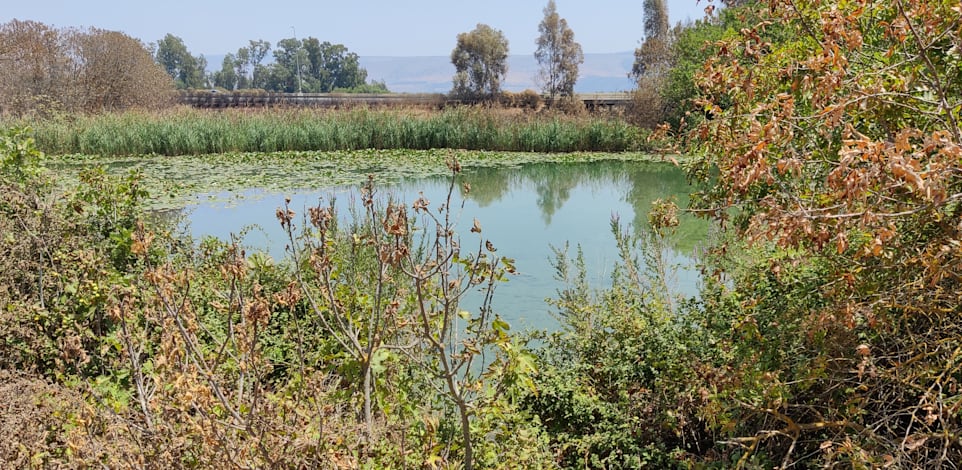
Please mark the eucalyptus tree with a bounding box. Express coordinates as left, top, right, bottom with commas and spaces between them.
212, 53, 239, 90
268, 37, 308, 92
263, 37, 368, 93
302, 39, 367, 92
631, 0, 671, 79
450, 23, 509, 101
231, 49, 250, 89
245, 39, 271, 88
535, 0, 583, 102
154, 33, 207, 89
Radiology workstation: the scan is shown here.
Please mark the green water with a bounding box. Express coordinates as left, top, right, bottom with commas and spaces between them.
186, 160, 706, 331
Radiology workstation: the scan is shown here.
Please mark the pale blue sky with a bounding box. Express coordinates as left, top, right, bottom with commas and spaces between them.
3, 0, 714, 57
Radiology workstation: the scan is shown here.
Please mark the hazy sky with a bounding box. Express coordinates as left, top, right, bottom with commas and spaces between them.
4, 0, 714, 57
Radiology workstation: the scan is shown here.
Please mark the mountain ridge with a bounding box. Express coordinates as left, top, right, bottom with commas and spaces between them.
360, 52, 637, 93
203, 52, 637, 93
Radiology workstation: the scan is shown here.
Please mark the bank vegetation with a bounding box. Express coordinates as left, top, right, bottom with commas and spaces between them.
2, 0, 962, 468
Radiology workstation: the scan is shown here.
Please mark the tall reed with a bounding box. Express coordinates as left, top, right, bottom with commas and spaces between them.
17, 107, 649, 156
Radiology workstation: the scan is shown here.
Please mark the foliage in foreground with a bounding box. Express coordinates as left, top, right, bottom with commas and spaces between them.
525, 0, 962, 467
0, 127, 552, 468
684, 0, 962, 466
526, 210, 722, 468
6, 0, 961, 462
16, 106, 647, 157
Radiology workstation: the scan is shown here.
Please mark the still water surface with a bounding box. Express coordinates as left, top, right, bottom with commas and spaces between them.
186, 160, 705, 331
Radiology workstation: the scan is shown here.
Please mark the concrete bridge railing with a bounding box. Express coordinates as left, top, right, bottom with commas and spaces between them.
179, 91, 633, 110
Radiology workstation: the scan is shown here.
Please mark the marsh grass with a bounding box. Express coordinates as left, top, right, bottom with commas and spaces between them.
18, 106, 648, 156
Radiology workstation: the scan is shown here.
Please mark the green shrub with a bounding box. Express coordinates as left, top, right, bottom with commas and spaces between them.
526, 214, 724, 468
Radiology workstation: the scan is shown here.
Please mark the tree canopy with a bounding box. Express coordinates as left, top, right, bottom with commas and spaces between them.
631, 0, 673, 80
207, 36, 384, 93
450, 24, 509, 101
535, 0, 583, 101
154, 34, 207, 89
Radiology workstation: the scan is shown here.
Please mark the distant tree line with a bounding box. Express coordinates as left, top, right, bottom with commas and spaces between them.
2, 3, 716, 119
154, 34, 388, 94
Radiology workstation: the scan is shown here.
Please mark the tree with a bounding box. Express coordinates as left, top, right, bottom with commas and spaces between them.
0, 20, 173, 116
263, 37, 369, 93
266, 37, 306, 93
0, 20, 76, 115
631, 0, 671, 79
231, 49, 250, 89
303, 39, 367, 92
244, 39, 271, 89
211, 53, 239, 90
450, 24, 509, 101
246, 39, 271, 69
657, 16, 724, 128
627, 0, 677, 128
76, 28, 173, 111
154, 34, 207, 89
534, 0, 583, 102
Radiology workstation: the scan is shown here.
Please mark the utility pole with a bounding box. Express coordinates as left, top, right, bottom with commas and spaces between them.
291, 26, 302, 94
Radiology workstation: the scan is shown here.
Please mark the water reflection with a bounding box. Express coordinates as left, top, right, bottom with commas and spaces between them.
186, 160, 706, 331
452, 161, 704, 250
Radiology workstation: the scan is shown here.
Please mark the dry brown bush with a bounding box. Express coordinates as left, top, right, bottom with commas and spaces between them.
546, 96, 587, 116
626, 74, 667, 128
0, 20, 174, 118
499, 89, 545, 111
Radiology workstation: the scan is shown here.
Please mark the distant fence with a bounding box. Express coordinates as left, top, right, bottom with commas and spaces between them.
179, 91, 632, 111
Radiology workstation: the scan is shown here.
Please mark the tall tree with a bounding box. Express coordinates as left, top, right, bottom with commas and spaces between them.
154, 34, 207, 89
631, 0, 671, 79
231, 48, 250, 89
212, 53, 239, 90
245, 39, 271, 89
303, 39, 367, 92
450, 24, 509, 101
535, 0, 584, 101
268, 37, 307, 93
263, 37, 369, 93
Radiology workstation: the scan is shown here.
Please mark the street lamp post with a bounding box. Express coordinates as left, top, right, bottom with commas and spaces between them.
291, 26, 302, 95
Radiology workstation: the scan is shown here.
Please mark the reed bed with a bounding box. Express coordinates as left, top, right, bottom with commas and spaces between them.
17, 106, 648, 156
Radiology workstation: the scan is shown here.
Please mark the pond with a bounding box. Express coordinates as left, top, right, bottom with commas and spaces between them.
184, 159, 706, 331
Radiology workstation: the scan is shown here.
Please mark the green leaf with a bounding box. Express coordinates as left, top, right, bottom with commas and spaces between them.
492, 315, 510, 333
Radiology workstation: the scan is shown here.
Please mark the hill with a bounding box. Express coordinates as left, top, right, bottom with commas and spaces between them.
360, 52, 636, 93
204, 52, 637, 93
